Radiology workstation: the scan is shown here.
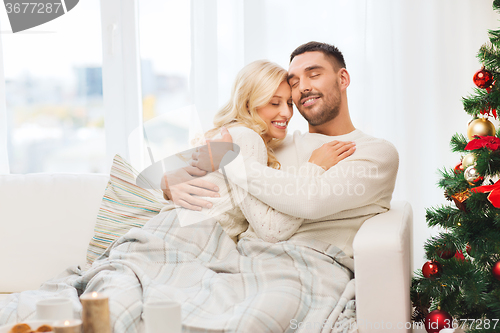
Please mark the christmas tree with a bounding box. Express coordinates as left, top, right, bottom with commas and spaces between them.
411, 1, 500, 333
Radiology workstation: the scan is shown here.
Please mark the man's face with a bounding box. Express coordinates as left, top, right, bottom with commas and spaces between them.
288, 51, 342, 126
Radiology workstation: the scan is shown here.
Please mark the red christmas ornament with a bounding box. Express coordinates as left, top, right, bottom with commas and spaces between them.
455, 250, 465, 261
422, 260, 442, 279
453, 162, 464, 174
425, 309, 453, 333
437, 246, 455, 260
474, 68, 494, 89
493, 260, 500, 281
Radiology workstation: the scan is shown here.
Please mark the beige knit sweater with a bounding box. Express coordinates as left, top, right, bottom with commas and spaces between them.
223, 128, 399, 258
171, 126, 305, 243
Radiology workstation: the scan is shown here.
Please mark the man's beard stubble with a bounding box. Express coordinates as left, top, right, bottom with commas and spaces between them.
297, 87, 341, 127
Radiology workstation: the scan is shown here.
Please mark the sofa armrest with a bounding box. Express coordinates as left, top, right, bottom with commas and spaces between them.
353, 200, 413, 332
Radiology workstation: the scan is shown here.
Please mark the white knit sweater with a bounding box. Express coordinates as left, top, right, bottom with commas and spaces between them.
177, 126, 305, 243
223, 128, 399, 258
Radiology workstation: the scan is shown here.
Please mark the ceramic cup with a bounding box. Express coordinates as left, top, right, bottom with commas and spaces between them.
36, 298, 73, 321
143, 300, 181, 333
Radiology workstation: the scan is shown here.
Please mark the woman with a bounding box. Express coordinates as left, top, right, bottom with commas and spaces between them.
163, 59, 356, 243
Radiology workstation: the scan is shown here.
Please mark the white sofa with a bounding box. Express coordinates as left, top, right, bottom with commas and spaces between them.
0, 173, 413, 332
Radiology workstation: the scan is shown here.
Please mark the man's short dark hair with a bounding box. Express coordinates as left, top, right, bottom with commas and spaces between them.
290, 41, 346, 70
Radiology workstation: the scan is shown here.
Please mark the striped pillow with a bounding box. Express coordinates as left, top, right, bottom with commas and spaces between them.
86, 154, 165, 266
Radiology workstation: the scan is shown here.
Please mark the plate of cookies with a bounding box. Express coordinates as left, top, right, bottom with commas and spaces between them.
0, 321, 54, 333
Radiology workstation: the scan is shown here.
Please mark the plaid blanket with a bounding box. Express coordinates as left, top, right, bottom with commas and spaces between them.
0, 210, 357, 333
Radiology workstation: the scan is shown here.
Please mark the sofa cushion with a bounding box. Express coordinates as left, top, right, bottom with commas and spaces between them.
86, 155, 165, 266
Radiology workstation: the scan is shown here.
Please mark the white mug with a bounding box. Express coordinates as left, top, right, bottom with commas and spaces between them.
143, 300, 181, 333
36, 298, 73, 321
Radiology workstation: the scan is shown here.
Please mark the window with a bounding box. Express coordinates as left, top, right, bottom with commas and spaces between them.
1, 0, 106, 173
138, 0, 192, 164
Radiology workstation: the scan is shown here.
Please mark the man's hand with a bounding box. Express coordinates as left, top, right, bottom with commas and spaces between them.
191, 127, 234, 172
161, 166, 220, 210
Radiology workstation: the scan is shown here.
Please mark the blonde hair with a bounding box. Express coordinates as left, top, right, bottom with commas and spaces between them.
204, 60, 289, 169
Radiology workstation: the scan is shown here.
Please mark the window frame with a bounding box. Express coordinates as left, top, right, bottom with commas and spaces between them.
0, 17, 8, 174
100, 0, 144, 171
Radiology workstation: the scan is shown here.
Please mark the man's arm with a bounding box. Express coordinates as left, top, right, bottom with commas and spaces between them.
222, 141, 399, 219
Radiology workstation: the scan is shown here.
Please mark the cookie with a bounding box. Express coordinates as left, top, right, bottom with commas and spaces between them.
35, 325, 53, 332
9, 323, 32, 333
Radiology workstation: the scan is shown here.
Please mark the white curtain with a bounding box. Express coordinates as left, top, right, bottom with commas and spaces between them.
0, 16, 9, 174
190, 0, 500, 270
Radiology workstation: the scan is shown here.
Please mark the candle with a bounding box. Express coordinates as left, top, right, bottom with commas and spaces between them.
80, 292, 111, 333
53, 319, 82, 333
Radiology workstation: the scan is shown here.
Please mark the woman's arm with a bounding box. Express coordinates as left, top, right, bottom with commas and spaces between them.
223, 127, 306, 242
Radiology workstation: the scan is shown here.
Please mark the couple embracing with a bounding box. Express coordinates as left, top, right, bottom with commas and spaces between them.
161, 41, 399, 258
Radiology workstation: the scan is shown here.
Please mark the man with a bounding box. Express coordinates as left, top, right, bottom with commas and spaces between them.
163, 41, 398, 258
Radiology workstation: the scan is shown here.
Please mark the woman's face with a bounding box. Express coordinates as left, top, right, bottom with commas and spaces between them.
257, 80, 293, 142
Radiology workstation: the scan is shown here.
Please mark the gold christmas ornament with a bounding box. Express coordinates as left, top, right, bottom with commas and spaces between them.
467, 118, 496, 140
464, 165, 481, 184
462, 153, 477, 169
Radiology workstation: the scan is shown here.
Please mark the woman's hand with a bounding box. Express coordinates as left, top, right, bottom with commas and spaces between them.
161, 166, 219, 210
308, 141, 356, 170
191, 127, 234, 172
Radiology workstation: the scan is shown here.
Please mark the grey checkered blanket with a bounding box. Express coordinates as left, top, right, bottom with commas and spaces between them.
0, 211, 357, 333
